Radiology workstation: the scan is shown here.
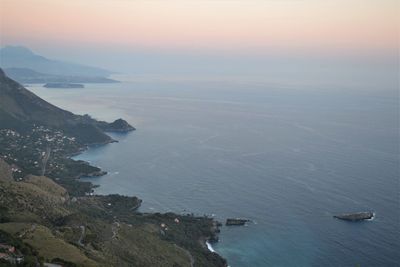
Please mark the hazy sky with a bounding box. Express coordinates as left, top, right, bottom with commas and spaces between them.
0, 0, 398, 79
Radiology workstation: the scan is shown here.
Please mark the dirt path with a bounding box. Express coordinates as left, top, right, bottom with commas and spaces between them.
77, 225, 85, 247
41, 147, 51, 176
111, 221, 120, 239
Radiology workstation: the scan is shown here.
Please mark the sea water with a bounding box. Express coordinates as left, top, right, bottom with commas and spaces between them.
29, 76, 399, 266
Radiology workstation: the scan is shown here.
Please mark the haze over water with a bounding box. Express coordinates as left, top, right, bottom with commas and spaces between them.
2, 0, 399, 265
29, 73, 399, 266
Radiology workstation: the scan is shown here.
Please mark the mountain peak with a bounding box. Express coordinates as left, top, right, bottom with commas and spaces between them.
0, 45, 112, 77
0, 45, 35, 57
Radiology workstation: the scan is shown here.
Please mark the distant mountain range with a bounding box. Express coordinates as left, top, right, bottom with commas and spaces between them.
3, 67, 118, 84
0, 46, 118, 84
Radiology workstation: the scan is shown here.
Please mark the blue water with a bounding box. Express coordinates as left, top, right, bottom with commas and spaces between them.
29, 77, 399, 267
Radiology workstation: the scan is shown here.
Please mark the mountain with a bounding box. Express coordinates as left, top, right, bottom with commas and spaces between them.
3, 67, 118, 84
0, 68, 134, 145
0, 46, 112, 77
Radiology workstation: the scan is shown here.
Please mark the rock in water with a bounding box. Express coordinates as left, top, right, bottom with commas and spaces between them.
334, 212, 374, 221
225, 218, 250, 226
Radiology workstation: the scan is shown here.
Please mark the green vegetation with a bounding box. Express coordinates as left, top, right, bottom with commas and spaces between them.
0, 174, 226, 266
0, 229, 42, 267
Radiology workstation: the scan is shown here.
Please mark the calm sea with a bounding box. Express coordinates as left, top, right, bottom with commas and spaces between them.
29, 76, 399, 267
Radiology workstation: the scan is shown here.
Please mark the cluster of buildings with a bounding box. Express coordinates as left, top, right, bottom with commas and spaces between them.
0, 243, 24, 265
0, 126, 80, 178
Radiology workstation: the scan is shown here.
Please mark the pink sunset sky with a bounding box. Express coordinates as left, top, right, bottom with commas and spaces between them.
1, 0, 398, 54
0, 0, 398, 81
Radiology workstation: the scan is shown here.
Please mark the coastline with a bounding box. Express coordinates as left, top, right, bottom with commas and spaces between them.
74, 130, 228, 265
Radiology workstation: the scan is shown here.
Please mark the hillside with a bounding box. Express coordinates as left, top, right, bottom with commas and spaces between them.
0, 159, 13, 182
0, 68, 133, 145
0, 68, 133, 192
0, 160, 226, 267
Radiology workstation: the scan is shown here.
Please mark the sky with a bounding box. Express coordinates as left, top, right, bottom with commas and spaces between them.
0, 0, 398, 81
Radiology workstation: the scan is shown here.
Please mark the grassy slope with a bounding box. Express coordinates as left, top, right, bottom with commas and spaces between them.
0, 223, 99, 267
0, 159, 13, 182
0, 171, 226, 266
0, 177, 71, 223
93, 223, 192, 267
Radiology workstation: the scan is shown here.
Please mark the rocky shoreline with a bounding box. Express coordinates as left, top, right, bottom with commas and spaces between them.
67, 125, 227, 265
